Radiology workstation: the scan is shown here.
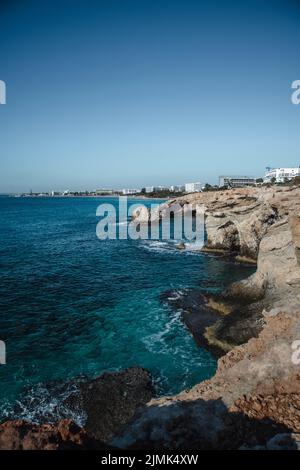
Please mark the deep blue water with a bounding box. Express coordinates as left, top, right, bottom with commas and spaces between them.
0, 197, 254, 422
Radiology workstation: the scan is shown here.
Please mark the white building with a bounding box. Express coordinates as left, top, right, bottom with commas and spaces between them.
145, 186, 169, 193
95, 188, 115, 195
219, 176, 255, 188
122, 188, 140, 195
264, 167, 300, 183
170, 185, 184, 192
184, 182, 202, 193
145, 186, 154, 193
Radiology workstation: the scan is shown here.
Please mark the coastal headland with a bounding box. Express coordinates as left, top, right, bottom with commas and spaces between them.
1, 185, 300, 450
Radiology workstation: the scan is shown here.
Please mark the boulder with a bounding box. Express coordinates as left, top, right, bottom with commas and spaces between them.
80, 367, 153, 442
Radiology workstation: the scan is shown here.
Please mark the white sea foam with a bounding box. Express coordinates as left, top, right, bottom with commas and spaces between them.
142, 310, 183, 354
184, 240, 205, 251
112, 221, 129, 226
139, 239, 203, 256
139, 240, 174, 254
0, 381, 86, 426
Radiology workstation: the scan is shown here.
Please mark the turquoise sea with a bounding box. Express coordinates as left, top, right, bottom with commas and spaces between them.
0, 196, 254, 423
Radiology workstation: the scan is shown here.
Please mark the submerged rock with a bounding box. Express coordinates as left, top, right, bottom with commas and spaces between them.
175, 242, 186, 250
160, 289, 222, 356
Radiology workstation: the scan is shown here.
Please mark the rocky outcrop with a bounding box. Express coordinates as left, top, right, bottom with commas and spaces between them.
79, 367, 153, 442
0, 419, 102, 450
160, 289, 223, 356
0, 367, 153, 450
112, 308, 300, 449
209, 189, 300, 350
109, 185, 300, 449
159, 186, 300, 353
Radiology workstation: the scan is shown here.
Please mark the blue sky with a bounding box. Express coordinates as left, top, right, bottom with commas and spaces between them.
0, 0, 300, 192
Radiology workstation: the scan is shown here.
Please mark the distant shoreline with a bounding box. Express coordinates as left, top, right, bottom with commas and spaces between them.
8, 194, 169, 201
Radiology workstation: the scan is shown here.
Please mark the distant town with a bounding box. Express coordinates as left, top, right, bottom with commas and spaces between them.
13, 166, 300, 198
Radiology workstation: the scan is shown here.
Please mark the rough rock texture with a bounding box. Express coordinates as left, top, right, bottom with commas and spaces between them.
112, 309, 300, 449
110, 185, 300, 449
171, 186, 300, 352
0, 367, 153, 450
134, 186, 300, 352
160, 289, 223, 356
0, 419, 102, 450
79, 367, 153, 442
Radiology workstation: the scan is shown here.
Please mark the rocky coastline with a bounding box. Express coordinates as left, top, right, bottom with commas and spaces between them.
0, 367, 153, 450
1, 185, 300, 450
112, 185, 300, 449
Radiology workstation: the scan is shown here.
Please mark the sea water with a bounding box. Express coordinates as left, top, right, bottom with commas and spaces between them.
0, 196, 255, 422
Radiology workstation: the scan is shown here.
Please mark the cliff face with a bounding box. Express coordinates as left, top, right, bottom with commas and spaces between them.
113, 309, 300, 450
205, 188, 300, 351
112, 185, 300, 449
162, 186, 300, 352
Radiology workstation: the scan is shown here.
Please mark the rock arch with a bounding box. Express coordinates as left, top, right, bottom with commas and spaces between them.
216, 220, 240, 252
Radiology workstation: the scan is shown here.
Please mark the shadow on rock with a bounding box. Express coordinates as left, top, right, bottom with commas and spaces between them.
112, 397, 299, 450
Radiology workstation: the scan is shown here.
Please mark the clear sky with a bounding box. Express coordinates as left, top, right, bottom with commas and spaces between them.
0, 0, 300, 192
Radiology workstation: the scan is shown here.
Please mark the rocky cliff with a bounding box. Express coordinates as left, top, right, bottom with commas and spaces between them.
1, 186, 300, 450
112, 185, 300, 449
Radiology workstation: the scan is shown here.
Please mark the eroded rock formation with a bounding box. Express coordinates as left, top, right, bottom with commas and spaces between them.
110, 185, 300, 449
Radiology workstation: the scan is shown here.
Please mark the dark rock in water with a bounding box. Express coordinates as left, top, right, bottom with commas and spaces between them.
79, 367, 153, 442
160, 289, 223, 357
0, 367, 153, 449
175, 242, 186, 250
160, 287, 264, 357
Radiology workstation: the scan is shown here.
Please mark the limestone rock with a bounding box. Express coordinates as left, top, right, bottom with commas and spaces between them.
0, 419, 101, 450
110, 186, 300, 449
